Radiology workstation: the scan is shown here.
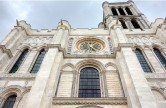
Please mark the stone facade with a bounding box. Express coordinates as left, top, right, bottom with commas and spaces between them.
0, 0, 166, 108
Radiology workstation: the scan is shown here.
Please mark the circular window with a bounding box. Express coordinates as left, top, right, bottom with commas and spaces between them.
77, 38, 104, 53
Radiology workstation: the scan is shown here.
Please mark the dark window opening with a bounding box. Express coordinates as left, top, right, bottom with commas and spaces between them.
119, 20, 127, 29
125, 7, 133, 15
78, 67, 101, 98
9, 49, 29, 73
135, 48, 152, 73
154, 48, 166, 69
111, 8, 118, 16
118, 8, 125, 15
131, 19, 141, 29
30, 49, 46, 73
2, 95, 17, 108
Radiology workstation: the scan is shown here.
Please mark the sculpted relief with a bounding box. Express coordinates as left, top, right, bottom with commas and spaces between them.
128, 35, 162, 45
23, 36, 52, 44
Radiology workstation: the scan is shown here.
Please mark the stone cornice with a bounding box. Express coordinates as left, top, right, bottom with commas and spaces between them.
52, 97, 127, 105
0, 45, 13, 58
116, 43, 133, 51
47, 44, 116, 58
0, 73, 36, 80
145, 73, 166, 80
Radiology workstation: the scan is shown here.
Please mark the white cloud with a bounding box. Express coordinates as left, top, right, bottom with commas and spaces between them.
0, 0, 165, 42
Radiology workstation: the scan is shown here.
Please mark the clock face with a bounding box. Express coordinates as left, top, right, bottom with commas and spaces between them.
77, 39, 104, 53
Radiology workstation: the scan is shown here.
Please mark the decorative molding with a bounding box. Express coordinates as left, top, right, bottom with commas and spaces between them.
145, 73, 166, 80
23, 36, 53, 44
0, 45, 13, 58
0, 73, 36, 80
52, 97, 127, 105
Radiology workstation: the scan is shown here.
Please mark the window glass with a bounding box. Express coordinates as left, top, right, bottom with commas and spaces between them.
135, 49, 152, 73
154, 48, 166, 69
79, 67, 101, 98
2, 95, 17, 108
30, 49, 46, 73
9, 49, 29, 73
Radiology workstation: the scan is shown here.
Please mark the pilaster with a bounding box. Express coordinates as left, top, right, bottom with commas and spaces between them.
123, 8, 128, 15
113, 22, 158, 108
116, 48, 158, 108
113, 24, 127, 43
24, 48, 59, 108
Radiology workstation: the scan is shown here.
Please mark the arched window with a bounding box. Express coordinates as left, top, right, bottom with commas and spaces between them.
153, 48, 166, 69
111, 8, 118, 16
125, 7, 133, 15
2, 95, 17, 108
118, 8, 125, 15
131, 19, 141, 29
30, 49, 46, 73
119, 19, 127, 29
9, 49, 29, 73
135, 48, 152, 73
79, 67, 101, 98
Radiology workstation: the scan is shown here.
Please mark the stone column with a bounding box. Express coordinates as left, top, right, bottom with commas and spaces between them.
51, 29, 64, 45
116, 8, 120, 16
18, 49, 38, 73
103, 2, 112, 16
126, 19, 134, 30
24, 48, 60, 108
141, 15, 151, 26
102, 1, 114, 27
113, 24, 158, 108
124, 19, 132, 31
136, 19, 144, 30
144, 48, 165, 73
129, 2, 141, 15
116, 48, 158, 108
40, 52, 63, 108
123, 8, 128, 15
139, 19, 149, 29
113, 24, 127, 43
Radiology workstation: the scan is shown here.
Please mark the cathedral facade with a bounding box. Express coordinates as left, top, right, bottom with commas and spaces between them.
0, 1, 166, 108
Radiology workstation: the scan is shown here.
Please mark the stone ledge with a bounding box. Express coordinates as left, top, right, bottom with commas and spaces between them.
0, 73, 36, 80
52, 97, 127, 105
145, 73, 166, 79
0, 45, 13, 58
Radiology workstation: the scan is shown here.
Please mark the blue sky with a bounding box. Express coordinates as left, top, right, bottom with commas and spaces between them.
0, 0, 166, 42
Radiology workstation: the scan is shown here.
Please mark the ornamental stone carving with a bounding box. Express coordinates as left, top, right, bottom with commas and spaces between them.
23, 36, 53, 44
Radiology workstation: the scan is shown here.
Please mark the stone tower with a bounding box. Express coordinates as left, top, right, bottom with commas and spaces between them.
0, 1, 166, 108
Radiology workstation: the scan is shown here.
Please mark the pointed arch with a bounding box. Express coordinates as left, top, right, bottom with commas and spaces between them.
75, 59, 105, 97
78, 67, 101, 98
2, 95, 17, 108
9, 49, 29, 73
105, 62, 118, 71
75, 59, 105, 74
61, 63, 75, 72
153, 48, 166, 69
135, 48, 152, 73
30, 49, 46, 73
